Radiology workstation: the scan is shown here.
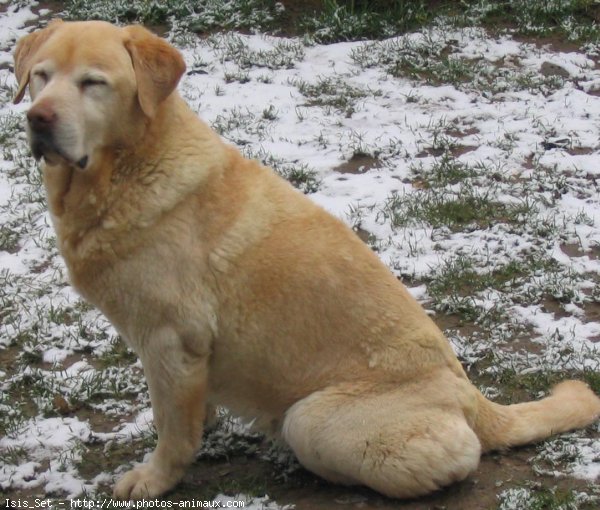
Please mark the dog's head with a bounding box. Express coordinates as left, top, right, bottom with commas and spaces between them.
13, 20, 186, 170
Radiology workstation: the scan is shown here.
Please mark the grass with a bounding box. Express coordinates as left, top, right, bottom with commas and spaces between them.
212, 106, 273, 141
291, 75, 379, 117
60, 0, 600, 47
465, 0, 600, 43
410, 154, 482, 188
421, 250, 588, 326
299, 0, 434, 43
379, 185, 532, 232
351, 28, 568, 94
493, 368, 577, 400
429, 255, 578, 302
65, 0, 284, 33
208, 33, 305, 70
242, 147, 321, 194
0, 225, 19, 253
496, 486, 597, 510
210, 105, 323, 196
98, 338, 137, 368
0, 113, 21, 146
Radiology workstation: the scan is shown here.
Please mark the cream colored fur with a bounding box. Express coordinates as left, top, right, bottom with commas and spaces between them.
13, 21, 600, 501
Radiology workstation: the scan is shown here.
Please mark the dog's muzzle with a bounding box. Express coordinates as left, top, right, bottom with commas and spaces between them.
27, 103, 88, 169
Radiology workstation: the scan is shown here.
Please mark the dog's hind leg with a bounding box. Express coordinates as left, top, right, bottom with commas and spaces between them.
282, 375, 481, 499
113, 329, 209, 500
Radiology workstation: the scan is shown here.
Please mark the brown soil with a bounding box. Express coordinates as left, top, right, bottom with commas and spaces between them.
334, 154, 382, 174
583, 302, 600, 331
566, 147, 595, 156
24, 0, 64, 27
512, 34, 581, 55
560, 243, 599, 260
353, 226, 373, 244
522, 154, 536, 170
10, 448, 591, 508
416, 148, 444, 158
416, 146, 477, 159
432, 312, 482, 338
503, 333, 546, 356
540, 298, 571, 320
451, 145, 478, 157
446, 127, 479, 138
540, 61, 571, 79
157, 442, 591, 510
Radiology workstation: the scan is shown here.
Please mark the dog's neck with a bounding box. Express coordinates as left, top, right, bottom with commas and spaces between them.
43, 93, 226, 266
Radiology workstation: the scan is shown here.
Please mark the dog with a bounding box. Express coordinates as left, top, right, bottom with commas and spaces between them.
13, 20, 600, 500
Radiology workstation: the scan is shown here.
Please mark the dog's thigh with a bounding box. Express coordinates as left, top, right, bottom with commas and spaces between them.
282, 383, 481, 499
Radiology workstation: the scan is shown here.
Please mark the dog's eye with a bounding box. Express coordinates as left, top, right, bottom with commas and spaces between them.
33, 70, 49, 82
80, 78, 107, 88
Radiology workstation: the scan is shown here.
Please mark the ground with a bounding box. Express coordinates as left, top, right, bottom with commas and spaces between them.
0, 1, 599, 509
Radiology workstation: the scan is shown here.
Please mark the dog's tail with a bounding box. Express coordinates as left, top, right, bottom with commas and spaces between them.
473, 380, 600, 452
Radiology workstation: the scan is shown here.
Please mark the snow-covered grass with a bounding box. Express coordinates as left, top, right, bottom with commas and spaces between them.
496, 485, 595, 510
1, 1, 599, 508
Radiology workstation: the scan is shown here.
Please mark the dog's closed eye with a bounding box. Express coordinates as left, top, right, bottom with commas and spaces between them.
32, 69, 49, 81
80, 77, 107, 89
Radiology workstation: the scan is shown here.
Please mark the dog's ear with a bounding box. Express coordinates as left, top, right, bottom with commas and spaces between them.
123, 25, 186, 118
13, 19, 63, 104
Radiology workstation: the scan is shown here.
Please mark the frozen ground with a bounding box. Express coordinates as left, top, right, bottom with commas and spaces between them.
0, 1, 599, 508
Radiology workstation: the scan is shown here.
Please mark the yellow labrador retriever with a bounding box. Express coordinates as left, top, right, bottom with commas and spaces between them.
13, 20, 600, 500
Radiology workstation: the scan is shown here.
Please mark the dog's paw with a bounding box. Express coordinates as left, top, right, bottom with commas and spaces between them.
113, 465, 176, 500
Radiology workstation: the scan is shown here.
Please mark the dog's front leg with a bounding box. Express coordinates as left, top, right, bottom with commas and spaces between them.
113, 330, 208, 500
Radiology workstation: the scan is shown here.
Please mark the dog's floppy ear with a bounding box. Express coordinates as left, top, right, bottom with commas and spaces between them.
13, 19, 63, 104
123, 25, 186, 118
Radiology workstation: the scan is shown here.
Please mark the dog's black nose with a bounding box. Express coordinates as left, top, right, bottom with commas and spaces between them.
27, 103, 57, 132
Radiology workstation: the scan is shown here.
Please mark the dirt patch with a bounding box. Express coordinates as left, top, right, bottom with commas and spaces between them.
402, 276, 425, 290
585, 87, 600, 97
334, 154, 381, 174
125, 442, 593, 510
0, 345, 20, 378
30, 258, 53, 274
48, 352, 88, 370
582, 302, 600, 334
411, 177, 429, 189
540, 298, 570, 320
566, 147, 595, 156
451, 145, 478, 157
560, 243, 599, 260
432, 312, 482, 337
446, 126, 479, 138
416, 146, 477, 158
523, 154, 536, 169
32, 1, 64, 17
17, 0, 65, 30
416, 147, 445, 158
512, 34, 581, 55
353, 226, 372, 244
540, 61, 570, 79
504, 335, 545, 356
78, 406, 127, 434
435, 314, 544, 357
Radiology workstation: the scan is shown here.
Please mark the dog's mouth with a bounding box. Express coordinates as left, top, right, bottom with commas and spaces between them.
31, 135, 89, 170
